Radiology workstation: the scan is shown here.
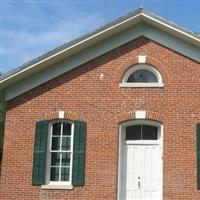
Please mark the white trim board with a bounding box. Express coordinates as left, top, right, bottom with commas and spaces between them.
1, 11, 200, 88
1, 9, 200, 97
4, 23, 200, 100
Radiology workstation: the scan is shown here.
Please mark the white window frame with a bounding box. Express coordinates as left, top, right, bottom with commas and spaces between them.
119, 64, 164, 87
45, 120, 74, 187
122, 120, 163, 145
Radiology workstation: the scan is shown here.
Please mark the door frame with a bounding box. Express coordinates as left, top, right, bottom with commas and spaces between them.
117, 120, 164, 200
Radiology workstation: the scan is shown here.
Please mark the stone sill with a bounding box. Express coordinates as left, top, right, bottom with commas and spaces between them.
119, 83, 164, 88
41, 185, 73, 190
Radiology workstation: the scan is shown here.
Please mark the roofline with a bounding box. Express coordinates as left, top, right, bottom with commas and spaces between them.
1, 8, 200, 89
0, 10, 143, 85
141, 12, 200, 44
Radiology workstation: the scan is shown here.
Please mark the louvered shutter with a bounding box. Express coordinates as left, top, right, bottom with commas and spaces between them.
32, 121, 48, 185
197, 123, 200, 189
72, 121, 86, 186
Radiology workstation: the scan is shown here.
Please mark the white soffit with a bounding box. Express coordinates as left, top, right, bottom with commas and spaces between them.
0, 9, 199, 94
141, 13, 200, 46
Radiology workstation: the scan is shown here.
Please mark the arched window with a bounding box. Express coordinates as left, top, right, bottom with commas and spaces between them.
120, 120, 163, 144
126, 124, 159, 140
120, 64, 163, 87
127, 70, 158, 83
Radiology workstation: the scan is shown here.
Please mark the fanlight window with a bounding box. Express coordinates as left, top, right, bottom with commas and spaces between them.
121, 64, 163, 87
127, 69, 158, 83
126, 125, 158, 140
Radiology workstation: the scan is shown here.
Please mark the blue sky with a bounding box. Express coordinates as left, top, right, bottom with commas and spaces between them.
1, 1, 200, 73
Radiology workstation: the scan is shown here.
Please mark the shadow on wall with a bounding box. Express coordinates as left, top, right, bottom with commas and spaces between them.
7, 37, 150, 110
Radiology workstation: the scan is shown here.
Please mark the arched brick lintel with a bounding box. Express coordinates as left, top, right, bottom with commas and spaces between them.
116, 56, 168, 82
38, 111, 83, 121
115, 110, 165, 124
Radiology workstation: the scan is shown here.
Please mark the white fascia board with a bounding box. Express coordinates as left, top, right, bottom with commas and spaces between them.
1, 12, 199, 90
141, 13, 200, 46
0, 14, 142, 88
4, 24, 200, 100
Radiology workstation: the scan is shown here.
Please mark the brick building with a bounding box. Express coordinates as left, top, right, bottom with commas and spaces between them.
0, 8, 200, 200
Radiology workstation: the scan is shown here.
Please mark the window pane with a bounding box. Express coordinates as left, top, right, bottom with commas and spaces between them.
51, 137, 60, 150
61, 167, 70, 181
51, 152, 60, 166
52, 123, 61, 136
63, 123, 71, 135
61, 152, 71, 166
142, 125, 158, 140
62, 137, 71, 150
127, 70, 158, 83
50, 167, 60, 181
126, 125, 141, 140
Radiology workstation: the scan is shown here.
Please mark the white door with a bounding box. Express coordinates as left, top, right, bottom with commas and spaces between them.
121, 144, 162, 200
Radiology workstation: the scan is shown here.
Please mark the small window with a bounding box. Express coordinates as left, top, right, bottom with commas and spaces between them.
48, 121, 73, 183
126, 125, 158, 140
127, 70, 158, 83
120, 64, 163, 87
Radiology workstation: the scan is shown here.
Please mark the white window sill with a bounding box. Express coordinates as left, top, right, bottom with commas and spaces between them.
41, 185, 73, 190
119, 83, 164, 88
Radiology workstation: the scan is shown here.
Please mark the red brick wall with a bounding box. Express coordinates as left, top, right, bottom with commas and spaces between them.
1, 37, 200, 200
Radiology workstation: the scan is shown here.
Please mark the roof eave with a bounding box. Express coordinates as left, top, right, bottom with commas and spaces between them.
141, 13, 200, 47
0, 13, 143, 89
1, 10, 199, 90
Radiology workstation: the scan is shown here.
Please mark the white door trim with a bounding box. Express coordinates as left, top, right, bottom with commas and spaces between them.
117, 120, 163, 200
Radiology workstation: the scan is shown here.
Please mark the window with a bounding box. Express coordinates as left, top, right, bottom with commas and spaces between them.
126, 125, 158, 140
127, 70, 158, 83
121, 120, 163, 145
47, 121, 73, 184
32, 120, 86, 188
120, 64, 163, 87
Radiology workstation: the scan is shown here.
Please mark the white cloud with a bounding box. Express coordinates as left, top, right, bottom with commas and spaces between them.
1, 4, 106, 72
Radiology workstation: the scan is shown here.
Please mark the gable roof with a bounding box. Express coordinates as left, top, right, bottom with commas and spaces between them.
1, 8, 200, 100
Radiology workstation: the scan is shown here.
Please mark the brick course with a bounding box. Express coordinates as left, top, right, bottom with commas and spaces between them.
0, 37, 200, 199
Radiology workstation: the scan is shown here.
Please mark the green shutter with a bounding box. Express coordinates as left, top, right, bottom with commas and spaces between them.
197, 123, 200, 189
32, 121, 48, 185
72, 121, 87, 186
